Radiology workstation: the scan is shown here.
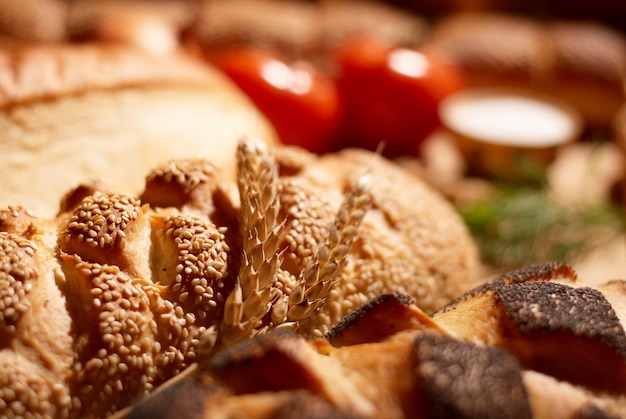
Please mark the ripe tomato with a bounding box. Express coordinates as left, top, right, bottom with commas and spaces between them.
210, 47, 344, 154
333, 36, 466, 157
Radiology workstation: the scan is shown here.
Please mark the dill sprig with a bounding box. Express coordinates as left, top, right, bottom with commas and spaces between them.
457, 185, 625, 270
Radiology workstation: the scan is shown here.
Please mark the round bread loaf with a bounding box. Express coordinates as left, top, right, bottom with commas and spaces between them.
0, 43, 277, 218
0, 140, 479, 418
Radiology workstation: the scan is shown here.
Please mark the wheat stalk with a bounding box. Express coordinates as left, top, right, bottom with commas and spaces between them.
219, 139, 284, 348
287, 172, 373, 322
205, 139, 373, 354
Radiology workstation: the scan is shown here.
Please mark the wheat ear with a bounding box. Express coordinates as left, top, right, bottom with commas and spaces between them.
220, 138, 283, 347
287, 173, 373, 321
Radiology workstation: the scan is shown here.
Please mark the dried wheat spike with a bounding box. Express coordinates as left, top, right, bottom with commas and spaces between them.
220, 139, 284, 348
287, 173, 373, 322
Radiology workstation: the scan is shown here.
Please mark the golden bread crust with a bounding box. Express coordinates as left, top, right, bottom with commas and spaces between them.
119, 263, 626, 419
0, 43, 220, 106
0, 0, 67, 43
0, 142, 480, 418
0, 43, 277, 218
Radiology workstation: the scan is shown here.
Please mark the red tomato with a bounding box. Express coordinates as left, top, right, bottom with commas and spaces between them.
333, 36, 465, 156
211, 47, 343, 154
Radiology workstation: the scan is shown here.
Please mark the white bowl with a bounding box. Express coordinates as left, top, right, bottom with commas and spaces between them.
439, 87, 583, 180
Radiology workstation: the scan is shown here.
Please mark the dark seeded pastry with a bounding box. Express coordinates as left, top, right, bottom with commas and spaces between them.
122, 329, 534, 419
326, 292, 445, 347
116, 262, 626, 419
597, 280, 626, 328
439, 262, 579, 311
0, 139, 479, 418
433, 268, 626, 396
115, 263, 626, 419
412, 333, 533, 419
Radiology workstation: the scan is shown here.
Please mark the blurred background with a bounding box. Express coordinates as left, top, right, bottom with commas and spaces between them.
2, 0, 626, 282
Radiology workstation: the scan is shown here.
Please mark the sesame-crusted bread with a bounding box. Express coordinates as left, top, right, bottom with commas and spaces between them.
274, 147, 480, 334
0, 42, 277, 218
0, 140, 479, 418
119, 262, 626, 419
1, 199, 233, 418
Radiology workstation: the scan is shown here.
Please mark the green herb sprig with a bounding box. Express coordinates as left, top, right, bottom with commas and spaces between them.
457, 185, 625, 270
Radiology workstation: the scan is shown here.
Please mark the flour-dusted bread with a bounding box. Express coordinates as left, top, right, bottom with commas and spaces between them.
0, 140, 479, 418
0, 43, 277, 218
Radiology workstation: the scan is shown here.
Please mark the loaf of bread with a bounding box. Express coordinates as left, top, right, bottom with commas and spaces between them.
0, 3, 622, 418
187, 0, 428, 61
66, 0, 197, 54
0, 139, 479, 418
0, 42, 277, 218
118, 262, 626, 419
0, 0, 67, 44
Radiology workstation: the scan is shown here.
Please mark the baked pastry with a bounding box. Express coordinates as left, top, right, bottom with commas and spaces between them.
189, 0, 321, 60
187, 0, 427, 62
0, 0, 67, 44
0, 139, 479, 418
0, 42, 277, 218
118, 262, 626, 419
67, 0, 197, 54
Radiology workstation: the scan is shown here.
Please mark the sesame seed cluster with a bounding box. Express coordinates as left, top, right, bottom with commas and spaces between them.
0, 234, 37, 330
0, 142, 480, 418
0, 190, 233, 417
59, 192, 232, 418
